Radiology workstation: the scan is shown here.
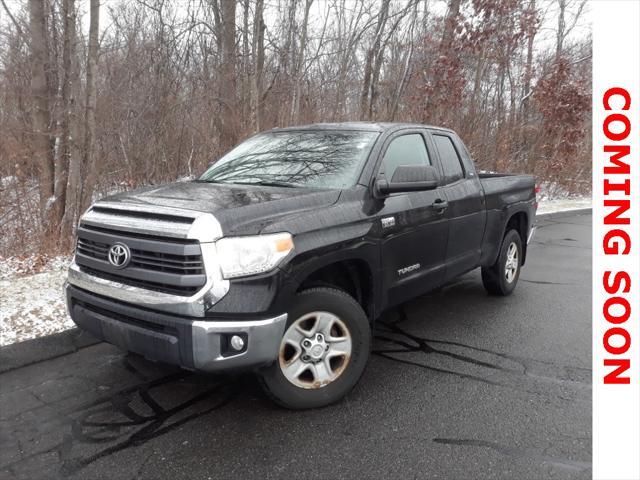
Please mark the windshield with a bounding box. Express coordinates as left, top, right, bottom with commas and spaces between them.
198, 130, 379, 188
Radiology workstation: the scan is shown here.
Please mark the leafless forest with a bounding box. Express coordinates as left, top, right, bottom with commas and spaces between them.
0, 0, 591, 257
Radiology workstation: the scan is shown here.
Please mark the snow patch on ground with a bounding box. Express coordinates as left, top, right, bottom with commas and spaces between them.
0, 255, 71, 280
1, 255, 71, 346
1, 268, 72, 346
537, 197, 591, 215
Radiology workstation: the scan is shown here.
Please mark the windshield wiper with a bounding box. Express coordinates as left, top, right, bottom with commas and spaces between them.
253, 180, 297, 188
224, 180, 297, 188
194, 179, 297, 188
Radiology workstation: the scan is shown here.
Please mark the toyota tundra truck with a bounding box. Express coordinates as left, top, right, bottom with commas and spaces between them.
66, 122, 536, 409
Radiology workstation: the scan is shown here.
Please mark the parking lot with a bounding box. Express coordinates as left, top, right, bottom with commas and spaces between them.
0, 212, 592, 480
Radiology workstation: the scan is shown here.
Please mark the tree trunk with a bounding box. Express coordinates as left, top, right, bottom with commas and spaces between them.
28, 0, 54, 218
218, 0, 237, 152
522, 0, 536, 120
278, 0, 297, 125
290, 0, 313, 124
241, 0, 250, 128
556, 0, 565, 60
80, 0, 100, 213
59, 0, 82, 246
249, 0, 265, 132
332, 0, 367, 120
468, 46, 485, 124
520, 0, 537, 168
369, 1, 411, 119
52, 0, 73, 230
440, 0, 461, 52
390, 40, 414, 121
425, 0, 461, 117
359, 0, 390, 119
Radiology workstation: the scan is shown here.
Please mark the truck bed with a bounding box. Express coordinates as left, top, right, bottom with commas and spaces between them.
479, 173, 536, 211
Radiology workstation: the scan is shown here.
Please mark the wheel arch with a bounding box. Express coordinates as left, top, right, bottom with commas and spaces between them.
480, 205, 532, 267
295, 258, 376, 322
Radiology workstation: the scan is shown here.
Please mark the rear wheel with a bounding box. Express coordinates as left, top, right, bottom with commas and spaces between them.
482, 229, 522, 296
259, 287, 370, 409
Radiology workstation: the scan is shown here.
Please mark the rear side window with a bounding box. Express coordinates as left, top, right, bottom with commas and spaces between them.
433, 134, 464, 184
381, 134, 430, 180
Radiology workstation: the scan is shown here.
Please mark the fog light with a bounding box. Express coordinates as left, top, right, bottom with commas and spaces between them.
230, 335, 245, 351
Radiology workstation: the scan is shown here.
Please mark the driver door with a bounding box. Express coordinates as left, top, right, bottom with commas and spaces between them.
375, 131, 449, 308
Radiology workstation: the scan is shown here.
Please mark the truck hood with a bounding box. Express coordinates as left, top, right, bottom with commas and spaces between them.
101, 181, 342, 235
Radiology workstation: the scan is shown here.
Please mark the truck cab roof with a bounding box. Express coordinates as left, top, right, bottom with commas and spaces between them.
267, 121, 456, 135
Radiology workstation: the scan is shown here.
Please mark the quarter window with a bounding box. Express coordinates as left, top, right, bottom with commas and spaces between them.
433, 134, 464, 183
381, 134, 430, 180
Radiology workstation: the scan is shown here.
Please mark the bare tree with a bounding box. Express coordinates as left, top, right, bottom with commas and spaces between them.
28, 0, 54, 216
424, 0, 461, 119
249, 0, 265, 132
556, 0, 586, 59
359, 0, 390, 119
289, 0, 312, 124
80, 0, 100, 212
218, 0, 237, 152
54, 0, 80, 240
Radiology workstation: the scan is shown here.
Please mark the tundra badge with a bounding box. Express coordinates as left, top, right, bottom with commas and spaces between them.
381, 216, 395, 228
398, 263, 420, 276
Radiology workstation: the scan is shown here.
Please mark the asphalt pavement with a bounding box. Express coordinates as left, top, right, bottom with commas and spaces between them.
0, 212, 592, 480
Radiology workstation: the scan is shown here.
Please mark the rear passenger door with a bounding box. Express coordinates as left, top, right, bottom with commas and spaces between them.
429, 131, 486, 280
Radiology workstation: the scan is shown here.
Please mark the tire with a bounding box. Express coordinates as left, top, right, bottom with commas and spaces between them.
482, 229, 522, 296
259, 287, 371, 409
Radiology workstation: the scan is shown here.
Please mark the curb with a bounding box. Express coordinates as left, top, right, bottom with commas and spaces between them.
0, 328, 100, 374
536, 207, 591, 220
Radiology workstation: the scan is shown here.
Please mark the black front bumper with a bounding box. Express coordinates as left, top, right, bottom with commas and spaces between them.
66, 284, 287, 372
67, 285, 197, 368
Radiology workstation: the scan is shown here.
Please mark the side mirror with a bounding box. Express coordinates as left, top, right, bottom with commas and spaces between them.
376, 165, 440, 195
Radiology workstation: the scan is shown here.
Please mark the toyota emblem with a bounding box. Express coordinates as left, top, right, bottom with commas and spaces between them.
108, 243, 131, 268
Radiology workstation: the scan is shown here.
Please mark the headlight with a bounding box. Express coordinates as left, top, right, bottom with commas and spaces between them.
215, 233, 294, 279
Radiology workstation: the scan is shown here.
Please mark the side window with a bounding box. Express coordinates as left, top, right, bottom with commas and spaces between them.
433, 134, 464, 184
381, 134, 430, 180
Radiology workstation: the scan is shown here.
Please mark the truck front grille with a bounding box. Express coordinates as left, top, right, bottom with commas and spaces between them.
78, 266, 203, 295
76, 237, 205, 275
75, 225, 207, 297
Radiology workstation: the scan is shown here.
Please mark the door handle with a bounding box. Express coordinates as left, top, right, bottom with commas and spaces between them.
432, 199, 449, 213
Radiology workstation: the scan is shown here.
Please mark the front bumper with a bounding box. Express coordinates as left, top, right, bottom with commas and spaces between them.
65, 284, 287, 372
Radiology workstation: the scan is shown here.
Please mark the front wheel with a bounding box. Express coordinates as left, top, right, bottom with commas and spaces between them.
259, 287, 371, 409
481, 229, 522, 296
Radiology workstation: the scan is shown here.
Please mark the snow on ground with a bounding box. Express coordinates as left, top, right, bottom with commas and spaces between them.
0, 256, 72, 346
0, 196, 592, 347
536, 197, 591, 215
0, 255, 71, 279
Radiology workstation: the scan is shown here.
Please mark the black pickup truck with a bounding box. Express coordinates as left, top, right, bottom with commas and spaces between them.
66, 122, 536, 409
